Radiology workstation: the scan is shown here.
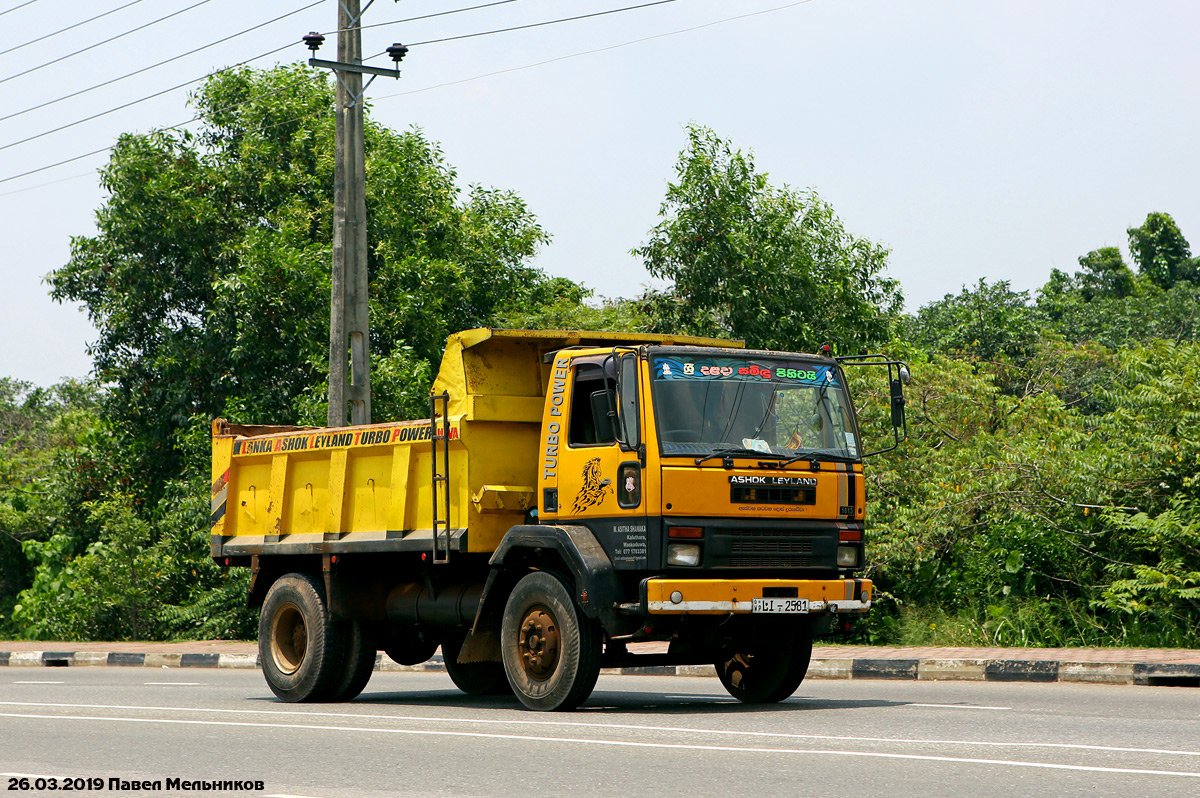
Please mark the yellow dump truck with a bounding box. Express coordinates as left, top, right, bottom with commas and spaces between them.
211, 329, 907, 710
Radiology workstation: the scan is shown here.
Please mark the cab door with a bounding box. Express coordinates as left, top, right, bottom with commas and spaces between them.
554, 353, 649, 569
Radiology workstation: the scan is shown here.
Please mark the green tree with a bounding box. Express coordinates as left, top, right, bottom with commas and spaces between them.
912, 279, 1043, 362
1038, 217, 1200, 349
634, 125, 901, 354
1128, 211, 1194, 288
1076, 247, 1135, 300
19, 64, 581, 641
0, 379, 102, 635
1040, 277, 1200, 348
50, 65, 556, 498
859, 339, 1200, 648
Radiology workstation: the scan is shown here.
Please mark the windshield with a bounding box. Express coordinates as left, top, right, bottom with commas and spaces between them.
650, 353, 860, 460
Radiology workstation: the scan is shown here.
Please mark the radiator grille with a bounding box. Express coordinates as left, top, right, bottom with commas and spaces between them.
726, 528, 823, 539
731, 540, 813, 555
729, 556, 814, 568
730, 486, 816, 505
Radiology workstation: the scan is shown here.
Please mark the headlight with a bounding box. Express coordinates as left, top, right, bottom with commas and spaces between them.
667, 543, 701, 567
836, 545, 858, 567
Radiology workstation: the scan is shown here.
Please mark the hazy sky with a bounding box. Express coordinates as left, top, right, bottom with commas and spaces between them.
1, 0, 1197, 387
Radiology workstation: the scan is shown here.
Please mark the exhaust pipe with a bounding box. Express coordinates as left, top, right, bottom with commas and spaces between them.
385, 582, 483, 627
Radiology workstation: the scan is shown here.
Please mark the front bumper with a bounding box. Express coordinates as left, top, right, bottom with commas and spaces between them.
631, 577, 872, 615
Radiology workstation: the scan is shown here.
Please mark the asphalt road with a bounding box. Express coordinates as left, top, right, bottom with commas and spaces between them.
2, 668, 1198, 797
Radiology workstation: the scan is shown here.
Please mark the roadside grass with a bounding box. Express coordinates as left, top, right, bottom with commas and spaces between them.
844, 599, 1200, 649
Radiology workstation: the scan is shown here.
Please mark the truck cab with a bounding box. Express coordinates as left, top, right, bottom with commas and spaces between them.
505, 342, 884, 703
542, 344, 868, 580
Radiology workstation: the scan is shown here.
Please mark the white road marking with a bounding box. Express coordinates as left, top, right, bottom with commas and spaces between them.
1, 700, 1197, 759
143, 682, 203, 686
0, 711, 1196, 779
11, 681, 64, 685
909, 703, 1011, 711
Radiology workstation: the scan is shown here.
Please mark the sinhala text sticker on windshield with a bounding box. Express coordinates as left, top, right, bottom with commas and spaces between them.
654, 357, 839, 386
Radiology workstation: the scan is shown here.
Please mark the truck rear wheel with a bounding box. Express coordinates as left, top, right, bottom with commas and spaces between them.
328, 621, 376, 701
500, 571, 601, 711
714, 624, 814, 703
259, 573, 344, 702
441, 629, 510, 696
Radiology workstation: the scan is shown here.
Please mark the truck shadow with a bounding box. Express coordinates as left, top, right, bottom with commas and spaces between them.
339, 690, 904, 715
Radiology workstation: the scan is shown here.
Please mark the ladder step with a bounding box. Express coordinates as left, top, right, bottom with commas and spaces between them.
430, 391, 451, 564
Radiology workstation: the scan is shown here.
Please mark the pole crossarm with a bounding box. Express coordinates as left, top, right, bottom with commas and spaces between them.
308, 57, 399, 79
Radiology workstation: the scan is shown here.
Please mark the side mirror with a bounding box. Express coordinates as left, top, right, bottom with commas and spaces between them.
617, 351, 640, 450
890, 378, 906, 429
590, 388, 619, 444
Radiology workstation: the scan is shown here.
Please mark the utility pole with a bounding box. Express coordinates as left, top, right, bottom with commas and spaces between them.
304, 6, 406, 428
329, 0, 369, 427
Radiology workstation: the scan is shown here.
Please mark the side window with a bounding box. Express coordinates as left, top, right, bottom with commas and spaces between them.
568, 365, 615, 446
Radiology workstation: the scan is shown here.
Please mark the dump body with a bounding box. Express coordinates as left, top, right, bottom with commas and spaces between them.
213, 328, 904, 711
212, 329, 737, 559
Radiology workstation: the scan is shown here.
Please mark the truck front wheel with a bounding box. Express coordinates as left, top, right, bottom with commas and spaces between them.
259, 573, 344, 703
500, 571, 601, 711
714, 623, 814, 703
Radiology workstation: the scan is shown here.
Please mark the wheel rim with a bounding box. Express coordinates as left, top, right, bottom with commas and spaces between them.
720, 652, 753, 692
270, 602, 307, 675
517, 604, 560, 681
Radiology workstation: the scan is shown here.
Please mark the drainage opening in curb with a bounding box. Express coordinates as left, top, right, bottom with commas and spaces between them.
1147, 675, 1200, 687
43, 658, 70, 667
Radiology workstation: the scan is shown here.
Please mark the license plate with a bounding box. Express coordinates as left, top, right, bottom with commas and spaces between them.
751, 597, 810, 613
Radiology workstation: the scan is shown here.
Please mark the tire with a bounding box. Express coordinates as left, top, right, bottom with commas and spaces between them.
500, 570, 601, 711
259, 573, 345, 703
441, 628, 510, 696
714, 622, 813, 703
328, 620, 377, 702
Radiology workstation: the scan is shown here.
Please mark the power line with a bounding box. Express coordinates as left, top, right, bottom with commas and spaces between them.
0, 144, 115, 185
406, 0, 679, 48
358, 0, 680, 61
0, 0, 815, 186
0, 71, 321, 185
0, 0, 150, 57
0, 0, 215, 86
0, 1, 324, 124
0, 0, 40, 19
0, 0, 541, 136
0, 41, 296, 153
378, 0, 816, 97
0, 170, 94, 199
353, 0, 520, 34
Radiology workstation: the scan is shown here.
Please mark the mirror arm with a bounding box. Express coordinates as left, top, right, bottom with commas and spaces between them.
840, 356, 910, 458
603, 349, 630, 449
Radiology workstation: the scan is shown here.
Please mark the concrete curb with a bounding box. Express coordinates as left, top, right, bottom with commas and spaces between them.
3, 649, 1198, 685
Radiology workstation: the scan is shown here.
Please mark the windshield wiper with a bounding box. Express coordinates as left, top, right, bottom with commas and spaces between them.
694, 447, 789, 466
779, 451, 856, 467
